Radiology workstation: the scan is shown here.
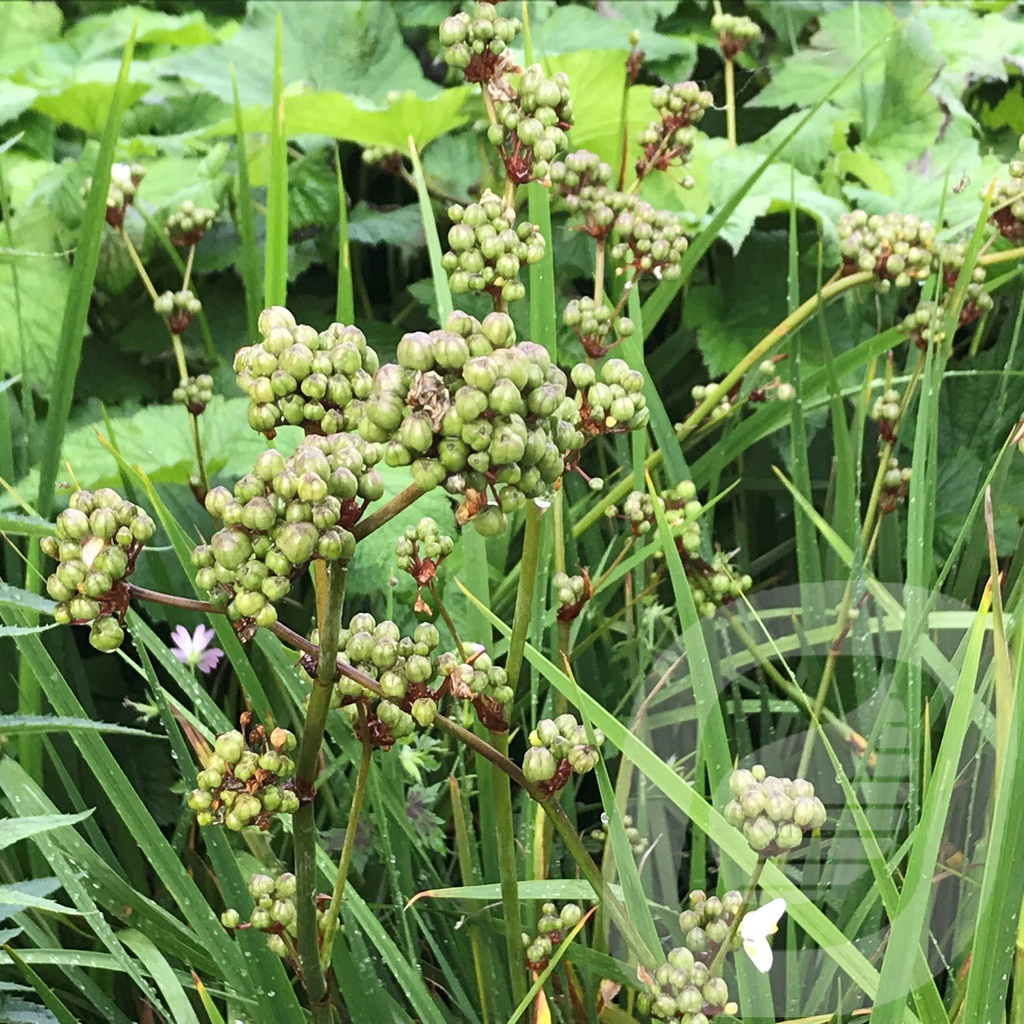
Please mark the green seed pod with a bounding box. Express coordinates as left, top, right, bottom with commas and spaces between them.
411, 697, 437, 727
212, 530, 253, 570
523, 746, 557, 783
276, 522, 318, 565
411, 458, 447, 492
69, 595, 101, 621
88, 616, 124, 652
399, 413, 435, 454
215, 730, 245, 764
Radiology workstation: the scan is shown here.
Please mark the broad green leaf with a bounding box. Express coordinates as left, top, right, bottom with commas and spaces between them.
32, 81, 151, 137
0, 1, 63, 76
348, 203, 425, 255
0, 206, 73, 397
531, 5, 695, 66
11, 398, 303, 502
0, 511, 53, 537
63, 7, 219, 54
216, 87, 475, 152
164, 0, 441, 108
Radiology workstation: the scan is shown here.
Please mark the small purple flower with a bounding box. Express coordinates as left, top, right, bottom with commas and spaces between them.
169, 623, 224, 674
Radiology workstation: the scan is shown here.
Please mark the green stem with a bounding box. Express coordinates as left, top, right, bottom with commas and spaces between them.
181, 244, 196, 291
724, 57, 737, 149
493, 501, 542, 1005
351, 483, 424, 540
708, 855, 767, 978
505, 501, 543, 691
427, 580, 468, 662
293, 562, 347, 1023
318, 705, 372, 971
491, 729, 527, 1005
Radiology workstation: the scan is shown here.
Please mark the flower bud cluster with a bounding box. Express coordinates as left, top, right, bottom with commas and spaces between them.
488, 65, 573, 184
523, 714, 604, 796
361, 145, 403, 173
436, 644, 513, 730
194, 433, 382, 629
522, 902, 584, 971
563, 297, 635, 358
610, 199, 689, 280
360, 310, 587, 535
837, 210, 935, 292
441, 190, 546, 304
898, 302, 944, 352
188, 724, 299, 831
154, 289, 202, 334
571, 358, 650, 436
41, 489, 156, 652
989, 134, 1024, 242
723, 764, 827, 856
678, 888, 743, 965
322, 615, 441, 738
234, 306, 379, 438
440, 3, 520, 82
711, 13, 762, 59
687, 383, 732, 424
936, 242, 993, 329
172, 374, 214, 415
221, 871, 324, 960
164, 199, 215, 247
871, 387, 901, 443
636, 946, 734, 1022
590, 812, 648, 856
549, 150, 620, 238
395, 517, 454, 613
82, 161, 144, 228
636, 82, 713, 186
879, 457, 911, 515
553, 570, 592, 623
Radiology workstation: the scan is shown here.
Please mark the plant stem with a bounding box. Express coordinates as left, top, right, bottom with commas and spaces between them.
505, 501, 543, 691
119, 228, 159, 302
182, 244, 196, 291
318, 704, 372, 971
724, 57, 737, 149
708, 855, 767, 978
351, 483, 424, 540
292, 562, 347, 1022
493, 500, 542, 1005
427, 580, 468, 662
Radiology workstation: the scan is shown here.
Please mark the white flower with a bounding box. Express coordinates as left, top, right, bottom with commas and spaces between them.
109, 163, 134, 190
739, 897, 785, 973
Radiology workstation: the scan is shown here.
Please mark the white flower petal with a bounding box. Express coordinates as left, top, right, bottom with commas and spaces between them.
743, 936, 774, 973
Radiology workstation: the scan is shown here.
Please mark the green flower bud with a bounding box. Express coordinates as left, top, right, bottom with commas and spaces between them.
276, 522, 318, 565
523, 746, 558, 783
89, 616, 124, 652
411, 697, 437, 727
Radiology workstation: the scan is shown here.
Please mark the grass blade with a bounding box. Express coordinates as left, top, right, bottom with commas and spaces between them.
263, 13, 288, 308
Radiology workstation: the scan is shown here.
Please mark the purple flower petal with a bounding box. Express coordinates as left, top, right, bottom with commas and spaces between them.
197, 647, 224, 674
169, 624, 191, 651
192, 623, 217, 651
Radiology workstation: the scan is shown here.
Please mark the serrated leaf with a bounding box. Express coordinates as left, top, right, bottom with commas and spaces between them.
345, 465, 453, 599
348, 203, 425, 254
0, 812, 92, 853
163, 0, 441, 108
0, 582, 54, 617
0, 885, 78, 918
10, 397, 303, 501
217, 87, 474, 152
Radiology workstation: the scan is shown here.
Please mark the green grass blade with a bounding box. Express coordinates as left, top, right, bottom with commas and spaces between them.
263, 13, 288, 308
121, 930, 201, 1024
36, 29, 136, 519
335, 142, 354, 323
527, 181, 555, 359
871, 594, 988, 1024
2, 943, 80, 1024
231, 65, 261, 339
